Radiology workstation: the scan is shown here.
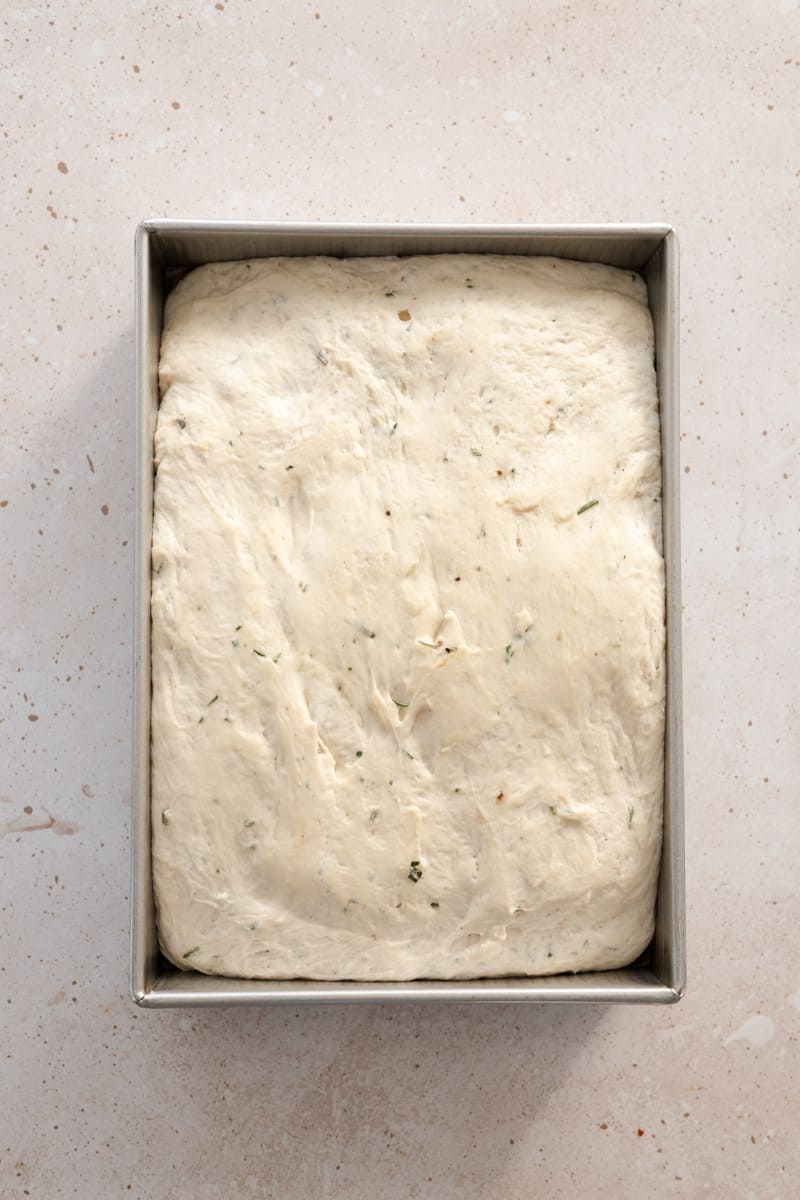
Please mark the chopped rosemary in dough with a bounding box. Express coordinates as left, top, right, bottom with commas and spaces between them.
151, 253, 665, 981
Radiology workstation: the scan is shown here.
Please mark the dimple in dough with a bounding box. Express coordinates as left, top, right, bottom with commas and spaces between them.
151, 253, 665, 981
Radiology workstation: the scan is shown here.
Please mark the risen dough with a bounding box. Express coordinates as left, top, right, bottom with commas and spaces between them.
151, 253, 665, 981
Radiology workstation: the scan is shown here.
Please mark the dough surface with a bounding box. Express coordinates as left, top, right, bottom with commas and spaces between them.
151, 253, 665, 980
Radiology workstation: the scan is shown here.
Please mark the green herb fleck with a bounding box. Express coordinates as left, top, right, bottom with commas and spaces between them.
182, 946, 199, 959
547, 945, 553, 958
369, 809, 379, 821
208, 695, 219, 706
505, 644, 514, 661
198, 716, 204, 724
385, 290, 396, 297
392, 696, 409, 708
577, 499, 600, 515
235, 625, 242, 631
232, 639, 239, 647
272, 652, 282, 664
627, 806, 635, 829
417, 639, 438, 649
549, 805, 558, 815
317, 350, 329, 365
252, 649, 266, 657
513, 906, 524, 916
223, 716, 232, 723
176, 417, 186, 429
356, 750, 363, 758
470, 448, 483, 457
408, 860, 423, 882
244, 819, 255, 827
161, 809, 170, 826
248, 923, 257, 931
389, 420, 398, 435
465, 278, 474, 288
359, 625, 377, 639
430, 901, 440, 909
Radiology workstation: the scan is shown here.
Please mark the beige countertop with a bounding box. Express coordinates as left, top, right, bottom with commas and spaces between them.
2, 1, 798, 1196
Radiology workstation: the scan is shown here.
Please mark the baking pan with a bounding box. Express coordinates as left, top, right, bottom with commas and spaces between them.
131, 222, 684, 1007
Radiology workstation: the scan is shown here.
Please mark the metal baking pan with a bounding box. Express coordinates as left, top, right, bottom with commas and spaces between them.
131, 221, 684, 1007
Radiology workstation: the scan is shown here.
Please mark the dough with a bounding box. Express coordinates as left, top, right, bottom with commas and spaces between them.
151, 253, 665, 980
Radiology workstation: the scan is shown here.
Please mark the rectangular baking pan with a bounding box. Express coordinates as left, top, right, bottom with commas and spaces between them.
132, 222, 684, 1006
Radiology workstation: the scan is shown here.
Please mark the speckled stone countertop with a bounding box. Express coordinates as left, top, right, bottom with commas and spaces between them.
2, 2, 798, 1196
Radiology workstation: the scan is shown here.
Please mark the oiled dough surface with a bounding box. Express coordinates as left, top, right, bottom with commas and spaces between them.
151, 254, 665, 980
